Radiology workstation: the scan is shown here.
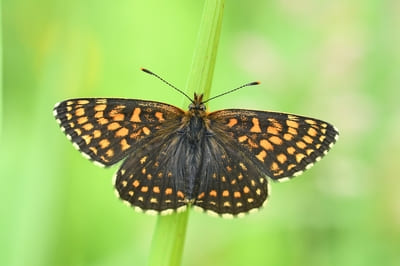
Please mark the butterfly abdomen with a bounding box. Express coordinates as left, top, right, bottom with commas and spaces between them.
176, 114, 209, 200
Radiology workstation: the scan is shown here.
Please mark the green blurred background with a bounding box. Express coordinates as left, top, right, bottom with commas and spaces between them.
1, 0, 400, 265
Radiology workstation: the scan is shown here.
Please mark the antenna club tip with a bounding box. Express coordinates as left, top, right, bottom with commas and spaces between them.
141, 68, 152, 74
253, 81, 261, 85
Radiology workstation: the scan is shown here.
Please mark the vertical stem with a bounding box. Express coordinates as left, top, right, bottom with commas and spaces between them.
0, 1, 3, 138
147, 1, 225, 266
184, 0, 225, 102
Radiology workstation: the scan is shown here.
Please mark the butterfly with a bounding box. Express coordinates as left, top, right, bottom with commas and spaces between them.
53, 68, 339, 218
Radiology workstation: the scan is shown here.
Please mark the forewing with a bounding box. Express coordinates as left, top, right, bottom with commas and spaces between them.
53, 98, 184, 167
208, 109, 339, 180
194, 135, 269, 217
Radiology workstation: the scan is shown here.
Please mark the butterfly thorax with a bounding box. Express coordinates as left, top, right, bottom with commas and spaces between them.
184, 93, 209, 144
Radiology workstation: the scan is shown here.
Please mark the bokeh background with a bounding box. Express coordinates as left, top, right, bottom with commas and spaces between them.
1, 0, 400, 265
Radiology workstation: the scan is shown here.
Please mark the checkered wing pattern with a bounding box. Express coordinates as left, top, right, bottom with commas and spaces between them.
193, 135, 269, 216
53, 95, 339, 217
53, 98, 184, 167
113, 132, 191, 214
208, 109, 339, 181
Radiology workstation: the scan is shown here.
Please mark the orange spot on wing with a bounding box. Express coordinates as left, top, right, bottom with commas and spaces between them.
209, 190, 217, 197
269, 136, 283, 145
77, 117, 88, 124
250, 118, 262, 133
287, 146, 296, 155
115, 127, 129, 137
296, 153, 306, 163
267, 126, 279, 135
283, 133, 293, 141
287, 120, 299, 128
140, 156, 147, 164
223, 201, 231, 207
238, 135, 248, 142
165, 188, 173, 195
93, 130, 101, 138
238, 173, 243, 180
75, 108, 85, 116
271, 162, 279, 171
112, 113, 125, 121
74, 128, 82, 135
288, 127, 297, 135
120, 138, 131, 151
303, 135, 313, 144
142, 127, 151, 135
94, 104, 107, 111
106, 149, 114, 157
177, 191, 184, 198
99, 139, 110, 149
155, 112, 165, 122
133, 180, 140, 188
77, 100, 90, 105
130, 108, 141, 122
305, 119, 316, 125
233, 191, 241, 198
260, 139, 273, 150
277, 153, 287, 164
81, 135, 92, 144
256, 150, 267, 162
227, 118, 238, 128
89, 146, 97, 155
296, 141, 307, 149
82, 123, 94, 131
107, 122, 120, 131
308, 127, 317, 137
95, 111, 103, 118
97, 117, 108, 125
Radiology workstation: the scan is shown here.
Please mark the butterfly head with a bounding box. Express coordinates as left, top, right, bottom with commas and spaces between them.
189, 93, 206, 112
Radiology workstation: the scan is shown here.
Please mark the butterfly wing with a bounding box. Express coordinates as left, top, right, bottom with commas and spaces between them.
53, 98, 184, 167
114, 126, 196, 214
207, 109, 339, 181
193, 134, 269, 217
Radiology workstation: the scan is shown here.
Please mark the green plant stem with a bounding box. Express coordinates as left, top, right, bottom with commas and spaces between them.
147, 1, 225, 266
0, 1, 3, 138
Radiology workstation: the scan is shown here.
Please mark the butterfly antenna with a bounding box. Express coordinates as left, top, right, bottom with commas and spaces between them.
141, 68, 193, 103
202, 81, 260, 104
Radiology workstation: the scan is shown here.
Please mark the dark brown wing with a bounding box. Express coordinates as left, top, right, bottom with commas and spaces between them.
207, 109, 339, 181
113, 131, 190, 214
193, 134, 269, 217
53, 98, 184, 167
